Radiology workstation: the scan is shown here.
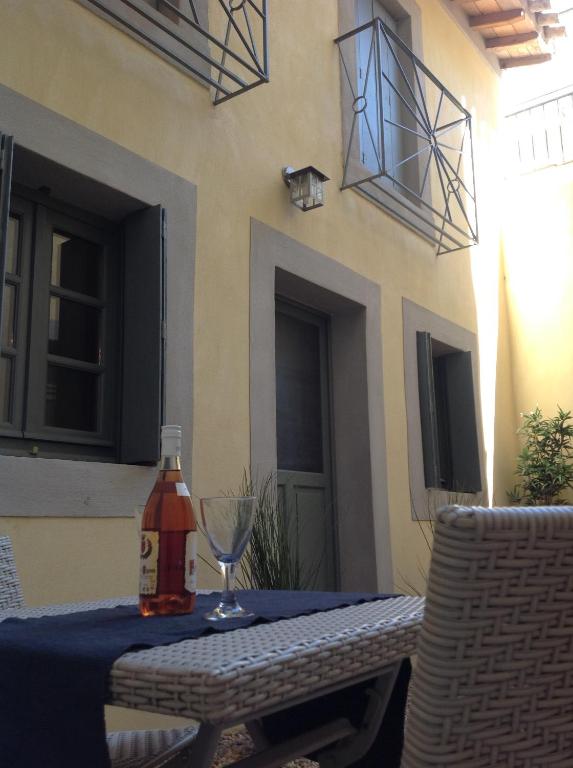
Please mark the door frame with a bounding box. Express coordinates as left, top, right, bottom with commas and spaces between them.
249, 219, 393, 592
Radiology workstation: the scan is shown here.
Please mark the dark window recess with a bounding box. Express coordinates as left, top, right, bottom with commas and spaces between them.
45, 365, 98, 432
275, 310, 324, 473
0, 133, 165, 463
143, 0, 181, 23
416, 331, 481, 493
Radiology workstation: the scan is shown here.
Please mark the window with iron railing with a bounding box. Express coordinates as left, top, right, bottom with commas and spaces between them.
336, 9, 478, 255
77, 0, 269, 104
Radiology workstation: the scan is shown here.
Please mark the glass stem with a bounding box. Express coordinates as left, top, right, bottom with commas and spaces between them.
220, 562, 237, 606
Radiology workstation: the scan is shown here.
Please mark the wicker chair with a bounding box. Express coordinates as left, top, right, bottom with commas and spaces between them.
0, 535, 24, 610
402, 506, 573, 768
0, 535, 197, 768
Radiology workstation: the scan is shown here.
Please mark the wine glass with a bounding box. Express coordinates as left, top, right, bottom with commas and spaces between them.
200, 495, 256, 620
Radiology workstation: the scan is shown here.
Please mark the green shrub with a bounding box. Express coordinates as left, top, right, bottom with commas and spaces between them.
508, 406, 573, 505
199, 470, 321, 590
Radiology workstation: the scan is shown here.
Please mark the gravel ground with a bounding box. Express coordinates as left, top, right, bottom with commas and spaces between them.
211, 727, 318, 768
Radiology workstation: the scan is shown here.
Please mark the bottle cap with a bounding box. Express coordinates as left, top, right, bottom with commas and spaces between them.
161, 425, 182, 457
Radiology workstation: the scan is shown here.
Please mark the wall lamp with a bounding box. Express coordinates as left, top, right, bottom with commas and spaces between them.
282, 166, 329, 211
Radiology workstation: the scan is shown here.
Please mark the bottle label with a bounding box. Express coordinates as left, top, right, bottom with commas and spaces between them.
176, 482, 190, 497
140, 531, 159, 595
185, 530, 197, 593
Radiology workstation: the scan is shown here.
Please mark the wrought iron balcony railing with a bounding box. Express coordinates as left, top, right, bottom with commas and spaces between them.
335, 19, 478, 255
80, 0, 268, 104
506, 88, 573, 174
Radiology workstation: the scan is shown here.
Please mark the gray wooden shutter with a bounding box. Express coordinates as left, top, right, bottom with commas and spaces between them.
443, 351, 482, 492
120, 205, 165, 464
416, 331, 441, 489
0, 133, 14, 337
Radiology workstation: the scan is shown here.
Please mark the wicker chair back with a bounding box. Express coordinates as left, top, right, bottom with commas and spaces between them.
402, 505, 573, 768
0, 535, 24, 610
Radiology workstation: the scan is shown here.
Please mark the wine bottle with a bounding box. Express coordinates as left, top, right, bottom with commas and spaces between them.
139, 425, 197, 616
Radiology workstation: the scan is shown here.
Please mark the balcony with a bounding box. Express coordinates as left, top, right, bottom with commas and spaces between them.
79, 0, 269, 104
335, 18, 478, 255
506, 87, 573, 173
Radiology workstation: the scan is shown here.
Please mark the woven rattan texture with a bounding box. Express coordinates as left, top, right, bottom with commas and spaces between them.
0, 536, 24, 610
0, 595, 423, 724
402, 505, 573, 768
108, 727, 197, 768
110, 596, 423, 722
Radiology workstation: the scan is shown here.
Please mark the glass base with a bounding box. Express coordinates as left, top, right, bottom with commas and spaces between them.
204, 601, 254, 621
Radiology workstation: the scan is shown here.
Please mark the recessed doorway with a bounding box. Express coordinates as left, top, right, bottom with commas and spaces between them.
275, 299, 337, 590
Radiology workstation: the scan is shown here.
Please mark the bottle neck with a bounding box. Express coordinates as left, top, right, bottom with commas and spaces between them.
160, 455, 181, 471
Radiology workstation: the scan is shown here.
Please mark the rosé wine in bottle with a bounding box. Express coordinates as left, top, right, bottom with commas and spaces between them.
139, 425, 197, 616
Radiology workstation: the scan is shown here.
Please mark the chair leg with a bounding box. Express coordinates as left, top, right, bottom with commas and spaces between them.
246, 719, 272, 752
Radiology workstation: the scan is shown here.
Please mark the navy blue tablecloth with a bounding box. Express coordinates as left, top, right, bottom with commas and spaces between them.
0, 590, 397, 768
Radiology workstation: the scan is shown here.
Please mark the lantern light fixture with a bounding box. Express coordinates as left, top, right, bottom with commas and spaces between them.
282, 166, 329, 211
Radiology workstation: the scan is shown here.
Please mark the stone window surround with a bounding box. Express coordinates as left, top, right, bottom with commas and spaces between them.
250, 219, 394, 593
402, 298, 487, 521
0, 83, 196, 518
337, 0, 435, 245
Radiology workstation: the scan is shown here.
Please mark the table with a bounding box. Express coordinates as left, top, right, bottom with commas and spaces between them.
0, 595, 424, 768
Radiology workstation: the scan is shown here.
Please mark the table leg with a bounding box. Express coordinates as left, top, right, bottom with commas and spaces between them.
177, 660, 408, 768
315, 662, 402, 767
186, 722, 224, 768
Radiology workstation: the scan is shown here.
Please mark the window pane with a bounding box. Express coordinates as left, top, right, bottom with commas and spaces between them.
1, 284, 16, 348
45, 365, 98, 431
0, 356, 12, 423
276, 312, 323, 473
51, 232, 101, 297
48, 296, 100, 363
6, 217, 19, 275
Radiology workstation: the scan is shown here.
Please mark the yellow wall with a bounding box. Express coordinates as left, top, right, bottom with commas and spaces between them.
499, 161, 573, 500
492, 246, 520, 505
0, 1, 502, 607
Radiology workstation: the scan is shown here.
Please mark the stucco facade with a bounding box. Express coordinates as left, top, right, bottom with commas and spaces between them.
0, 0, 505, 628
501, 161, 573, 489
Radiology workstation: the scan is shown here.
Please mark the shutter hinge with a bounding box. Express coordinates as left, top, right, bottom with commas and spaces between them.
161, 320, 167, 340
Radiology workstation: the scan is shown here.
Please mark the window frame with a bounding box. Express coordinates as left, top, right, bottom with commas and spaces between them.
0, 190, 121, 459
337, 0, 435, 243
25, 200, 119, 449
403, 298, 486, 521
355, 0, 408, 191
0, 82, 196, 517
416, 331, 482, 494
1, 196, 33, 435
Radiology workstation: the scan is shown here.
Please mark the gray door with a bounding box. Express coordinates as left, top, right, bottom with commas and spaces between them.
275, 299, 337, 590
